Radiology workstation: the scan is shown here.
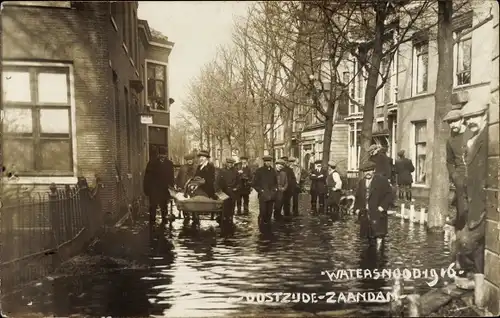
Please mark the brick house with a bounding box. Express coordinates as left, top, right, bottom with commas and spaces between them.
1, 1, 173, 217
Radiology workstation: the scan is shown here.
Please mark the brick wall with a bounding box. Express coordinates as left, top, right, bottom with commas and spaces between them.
484, 2, 500, 315
2, 3, 117, 213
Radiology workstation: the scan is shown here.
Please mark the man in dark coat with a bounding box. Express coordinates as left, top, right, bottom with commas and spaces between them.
280, 156, 297, 218
252, 155, 278, 226
394, 150, 415, 201
354, 160, 393, 250
175, 153, 196, 190
443, 108, 473, 229
454, 101, 488, 290
309, 159, 328, 214
143, 146, 175, 228
217, 158, 240, 225
289, 157, 307, 215
193, 150, 217, 199
326, 161, 343, 217
236, 156, 252, 215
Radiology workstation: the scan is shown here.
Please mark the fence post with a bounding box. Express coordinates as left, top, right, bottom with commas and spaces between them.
64, 185, 73, 240
49, 183, 60, 271
77, 177, 93, 237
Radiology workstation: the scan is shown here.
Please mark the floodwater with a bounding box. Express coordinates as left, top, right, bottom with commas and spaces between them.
2, 194, 453, 317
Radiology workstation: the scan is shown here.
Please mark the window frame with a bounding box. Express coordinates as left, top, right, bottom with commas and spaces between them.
412, 40, 429, 95
412, 120, 427, 185
145, 60, 168, 112
453, 29, 472, 87
2, 62, 77, 180
347, 121, 362, 171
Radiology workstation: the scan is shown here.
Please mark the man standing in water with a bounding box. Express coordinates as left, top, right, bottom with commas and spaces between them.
454, 100, 488, 290
143, 146, 175, 229
279, 156, 296, 218
288, 157, 307, 216
236, 156, 252, 215
354, 161, 393, 250
443, 107, 473, 229
252, 155, 278, 228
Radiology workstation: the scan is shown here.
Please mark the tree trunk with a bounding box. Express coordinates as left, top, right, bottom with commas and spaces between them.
270, 105, 275, 158
211, 133, 217, 162
206, 128, 211, 154
322, 99, 336, 166
358, 4, 386, 167
428, 0, 453, 231
227, 135, 233, 157
282, 107, 293, 156
199, 122, 204, 150
258, 103, 266, 158
218, 139, 224, 167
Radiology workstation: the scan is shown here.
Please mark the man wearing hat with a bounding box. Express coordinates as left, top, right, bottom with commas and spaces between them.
288, 157, 308, 215
354, 160, 393, 250
326, 161, 343, 217
273, 158, 289, 220
143, 146, 175, 229
453, 100, 488, 289
279, 156, 297, 218
236, 156, 252, 215
443, 107, 473, 229
394, 150, 415, 201
309, 159, 328, 214
193, 150, 217, 200
252, 155, 278, 228
217, 158, 241, 225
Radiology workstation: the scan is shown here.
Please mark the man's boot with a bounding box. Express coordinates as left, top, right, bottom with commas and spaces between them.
406, 191, 412, 202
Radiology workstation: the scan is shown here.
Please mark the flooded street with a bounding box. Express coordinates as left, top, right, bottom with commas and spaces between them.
3, 194, 453, 317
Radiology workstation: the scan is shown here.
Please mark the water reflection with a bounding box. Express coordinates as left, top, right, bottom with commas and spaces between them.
5, 195, 451, 317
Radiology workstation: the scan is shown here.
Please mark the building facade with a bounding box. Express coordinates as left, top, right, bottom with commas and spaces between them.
396, 1, 496, 197
2, 2, 173, 217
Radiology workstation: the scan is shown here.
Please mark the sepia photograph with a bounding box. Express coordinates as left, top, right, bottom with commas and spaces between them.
0, 0, 499, 317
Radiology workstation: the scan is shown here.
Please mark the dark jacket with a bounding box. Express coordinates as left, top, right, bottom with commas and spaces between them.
370, 152, 393, 181
354, 174, 393, 238
237, 165, 253, 195
175, 163, 196, 189
194, 162, 217, 199
465, 128, 487, 229
309, 167, 328, 194
217, 166, 241, 199
252, 165, 278, 202
394, 157, 415, 186
143, 157, 175, 200
283, 165, 297, 193
446, 129, 473, 185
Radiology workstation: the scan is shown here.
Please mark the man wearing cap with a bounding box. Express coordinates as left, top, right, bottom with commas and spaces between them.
394, 150, 415, 201
279, 156, 297, 218
143, 146, 175, 229
354, 160, 393, 250
274, 159, 289, 221
289, 157, 308, 215
453, 101, 488, 289
193, 150, 217, 200
217, 158, 240, 225
252, 155, 278, 227
443, 107, 473, 229
367, 144, 393, 182
326, 161, 343, 217
309, 159, 328, 214
236, 156, 252, 215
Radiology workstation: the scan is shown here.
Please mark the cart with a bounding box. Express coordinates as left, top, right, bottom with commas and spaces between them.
169, 189, 229, 228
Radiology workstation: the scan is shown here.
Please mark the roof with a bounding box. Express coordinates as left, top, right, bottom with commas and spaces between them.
150, 27, 170, 45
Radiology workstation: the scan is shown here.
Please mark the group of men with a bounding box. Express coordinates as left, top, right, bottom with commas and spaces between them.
442, 99, 488, 290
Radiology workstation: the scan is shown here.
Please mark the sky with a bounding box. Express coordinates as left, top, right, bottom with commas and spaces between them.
138, 1, 254, 123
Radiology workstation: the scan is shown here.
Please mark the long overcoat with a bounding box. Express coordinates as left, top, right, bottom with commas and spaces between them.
252, 165, 278, 202
354, 174, 393, 238
217, 166, 241, 199
465, 128, 487, 229
394, 158, 415, 186
194, 162, 217, 199
236, 165, 253, 195
143, 157, 175, 200
309, 167, 328, 195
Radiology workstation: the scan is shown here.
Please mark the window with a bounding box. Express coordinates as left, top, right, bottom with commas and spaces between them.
413, 41, 429, 95
454, 30, 471, 86
349, 58, 366, 115
146, 62, 167, 111
2, 64, 74, 175
413, 121, 427, 184
148, 126, 168, 160
348, 122, 362, 170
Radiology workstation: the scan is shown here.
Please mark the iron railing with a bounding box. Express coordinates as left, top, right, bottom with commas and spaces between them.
0, 177, 103, 295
